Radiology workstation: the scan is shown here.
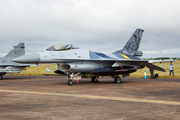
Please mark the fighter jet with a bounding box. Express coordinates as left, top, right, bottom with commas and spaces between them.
12, 29, 174, 85
0, 43, 30, 79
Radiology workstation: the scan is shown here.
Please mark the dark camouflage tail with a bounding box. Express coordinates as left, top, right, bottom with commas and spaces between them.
114, 28, 144, 56
3, 43, 25, 60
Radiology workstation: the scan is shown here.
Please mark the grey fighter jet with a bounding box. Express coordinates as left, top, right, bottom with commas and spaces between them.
12, 29, 174, 85
0, 43, 30, 79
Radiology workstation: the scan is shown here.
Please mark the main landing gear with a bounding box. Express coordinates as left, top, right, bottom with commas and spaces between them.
0, 75, 3, 80
67, 73, 122, 85
114, 76, 122, 84
90, 76, 122, 84
91, 76, 99, 83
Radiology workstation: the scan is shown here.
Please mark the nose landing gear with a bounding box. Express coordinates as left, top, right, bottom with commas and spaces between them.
67, 72, 81, 86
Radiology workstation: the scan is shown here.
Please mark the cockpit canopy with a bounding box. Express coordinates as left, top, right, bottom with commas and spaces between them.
46, 43, 79, 51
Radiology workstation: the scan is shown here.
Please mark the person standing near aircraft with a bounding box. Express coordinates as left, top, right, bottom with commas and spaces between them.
168, 63, 174, 76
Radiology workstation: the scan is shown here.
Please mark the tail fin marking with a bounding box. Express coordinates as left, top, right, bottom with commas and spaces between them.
114, 28, 144, 57
3, 43, 25, 60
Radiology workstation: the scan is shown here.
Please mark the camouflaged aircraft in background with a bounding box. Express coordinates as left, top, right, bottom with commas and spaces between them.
12, 29, 174, 85
0, 43, 30, 79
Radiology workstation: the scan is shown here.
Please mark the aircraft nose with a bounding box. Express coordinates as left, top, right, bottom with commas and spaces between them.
12, 53, 41, 63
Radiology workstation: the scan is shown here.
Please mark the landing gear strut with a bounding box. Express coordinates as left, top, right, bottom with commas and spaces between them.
91, 76, 99, 83
67, 73, 81, 86
114, 76, 122, 84
0, 75, 3, 80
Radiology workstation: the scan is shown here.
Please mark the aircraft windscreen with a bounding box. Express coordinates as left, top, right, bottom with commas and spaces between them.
46, 43, 77, 51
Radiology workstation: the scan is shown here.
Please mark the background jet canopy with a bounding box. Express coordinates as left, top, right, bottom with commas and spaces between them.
46, 43, 79, 51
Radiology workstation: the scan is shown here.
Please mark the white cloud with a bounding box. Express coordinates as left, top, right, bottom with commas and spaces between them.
0, 0, 180, 57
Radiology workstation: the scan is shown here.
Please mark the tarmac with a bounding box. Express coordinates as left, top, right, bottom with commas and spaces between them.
0, 75, 180, 120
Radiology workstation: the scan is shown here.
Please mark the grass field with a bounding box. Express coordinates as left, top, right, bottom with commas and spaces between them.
11, 61, 180, 78
130, 60, 180, 78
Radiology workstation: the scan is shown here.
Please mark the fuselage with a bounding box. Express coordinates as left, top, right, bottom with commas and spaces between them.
12, 48, 143, 74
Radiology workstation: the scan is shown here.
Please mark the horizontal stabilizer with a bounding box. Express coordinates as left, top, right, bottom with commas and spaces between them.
143, 62, 166, 72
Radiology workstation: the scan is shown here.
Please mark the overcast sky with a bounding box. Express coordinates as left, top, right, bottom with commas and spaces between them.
0, 0, 180, 58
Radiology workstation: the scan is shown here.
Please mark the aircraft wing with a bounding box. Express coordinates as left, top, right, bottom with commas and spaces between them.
138, 61, 166, 72
113, 60, 166, 72
14, 63, 30, 66
53, 58, 166, 72
0, 63, 30, 67
106, 60, 166, 72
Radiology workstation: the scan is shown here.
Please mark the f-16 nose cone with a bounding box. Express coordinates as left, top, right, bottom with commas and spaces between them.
12, 53, 40, 63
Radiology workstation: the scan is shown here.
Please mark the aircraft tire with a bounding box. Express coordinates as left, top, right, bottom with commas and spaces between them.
115, 76, 121, 84
154, 73, 159, 78
68, 80, 73, 86
0, 75, 2, 80
92, 76, 96, 82
92, 76, 99, 83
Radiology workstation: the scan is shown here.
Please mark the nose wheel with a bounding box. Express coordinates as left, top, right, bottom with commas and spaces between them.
68, 79, 73, 86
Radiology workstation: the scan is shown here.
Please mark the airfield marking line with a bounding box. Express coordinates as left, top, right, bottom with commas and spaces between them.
1, 89, 180, 106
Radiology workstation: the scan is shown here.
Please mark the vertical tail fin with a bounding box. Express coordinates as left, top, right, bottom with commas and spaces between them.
3, 43, 25, 60
114, 28, 144, 56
